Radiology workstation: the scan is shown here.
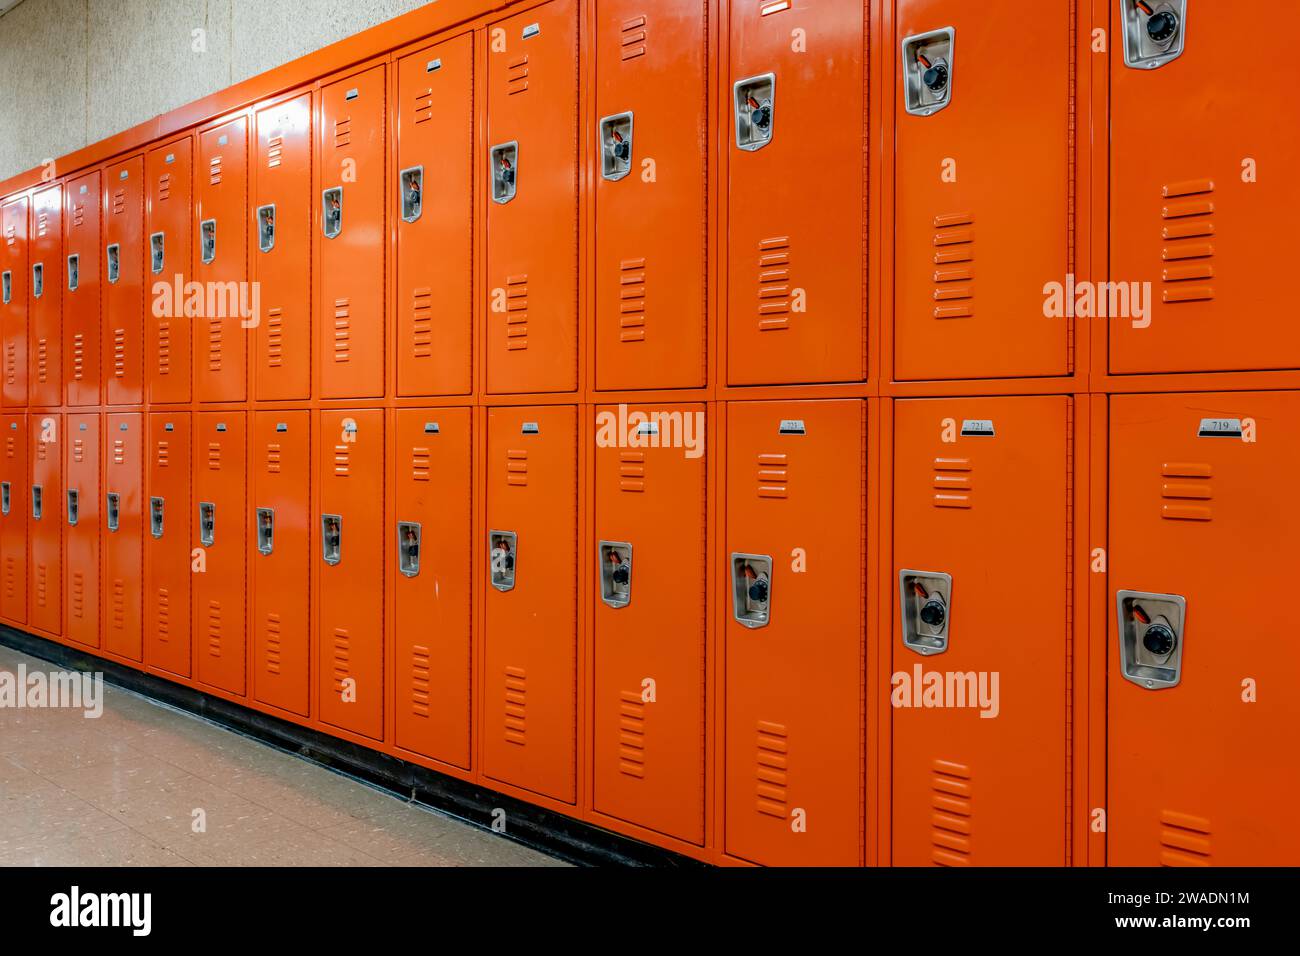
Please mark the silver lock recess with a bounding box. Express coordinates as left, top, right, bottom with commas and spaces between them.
105, 492, 120, 532
321, 513, 342, 565
1122, 0, 1186, 70
901, 28, 955, 116
734, 74, 775, 151
490, 142, 518, 204
398, 521, 421, 577
256, 507, 275, 555
2, 270, 10, 304
731, 553, 772, 628
66, 488, 79, 526
899, 570, 952, 655
257, 205, 276, 253
0, 481, 9, 515
199, 501, 215, 547
63, 257, 74, 293
489, 530, 517, 591
399, 167, 423, 222
598, 541, 632, 608
1117, 590, 1186, 689
150, 496, 164, 539
106, 243, 120, 284
150, 232, 165, 274
31, 484, 42, 520
322, 188, 343, 238
33, 261, 45, 297
598, 113, 634, 181
200, 219, 216, 264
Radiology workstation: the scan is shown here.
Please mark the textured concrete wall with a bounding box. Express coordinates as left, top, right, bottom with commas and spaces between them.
0, 0, 433, 182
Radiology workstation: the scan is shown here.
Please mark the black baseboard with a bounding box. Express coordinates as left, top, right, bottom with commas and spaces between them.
0, 625, 703, 869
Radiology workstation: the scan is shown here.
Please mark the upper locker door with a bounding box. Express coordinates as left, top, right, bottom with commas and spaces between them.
484, 405, 577, 801
727, 1, 866, 385
393, 408, 472, 767
192, 412, 247, 695
592, 403, 706, 843
1110, 392, 1300, 865
892, 397, 1070, 865
251, 410, 310, 716
1, 415, 28, 623
29, 413, 61, 635
253, 94, 312, 401
485, 1, 580, 395
593, 2, 708, 390
195, 118, 249, 402
1110, 4, 1300, 374
894, 3, 1072, 381
64, 172, 101, 406
146, 140, 193, 404
65, 413, 100, 649
724, 400, 864, 865
396, 38, 473, 398
28, 186, 62, 407
103, 157, 145, 404
318, 69, 385, 399
103, 413, 143, 661
145, 413, 191, 678
318, 409, 384, 739
2, 198, 29, 406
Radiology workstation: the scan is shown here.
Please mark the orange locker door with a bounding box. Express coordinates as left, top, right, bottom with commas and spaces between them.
28, 186, 62, 408
317, 409, 384, 738
145, 413, 191, 678
145, 140, 193, 404
1110, 392, 1300, 864
251, 410, 310, 716
103, 156, 145, 404
29, 414, 61, 635
395, 38, 473, 398
194, 118, 249, 402
892, 397, 1069, 865
727, 2, 866, 385
1, 415, 28, 623
592, 2, 707, 390
192, 412, 246, 694
64, 172, 101, 406
894, 4, 1071, 380
485, 1, 579, 395
393, 407, 472, 766
724, 400, 864, 865
64, 413, 100, 649
253, 94, 312, 401
1110, 5, 1300, 374
592, 403, 706, 843
103, 413, 143, 661
483, 405, 577, 801
318, 69, 385, 399
2, 198, 29, 407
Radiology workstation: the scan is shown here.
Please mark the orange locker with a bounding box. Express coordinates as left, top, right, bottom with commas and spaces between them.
894, 5, 1071, 380
726, 1, 866, 385
28, 185, 62, 408
592, 2, 707, 390
64, 172, 101, 406
1109, 392, 1300, 864
64, 413, 100, 649
395, 38, 473, 397
317, 408, 384, 739
592, 403, 706, 842
145, 413, 191, 678
724, 399, 864, 865
891, 397, 1070, 865
192, 412, 246, 694
1110, 4, 1300, 374
483, 404, 577, 801
103, 156, 145, 404
317, 68, 385, 399
194, 118, 249, 402
29, 413, 61, 635
1, 415, 27, 623
145, 139, 193, 404
1, 198, 28, 406
393, 407, 472, 766
251, 410, 310, 716
103, 413, 143, 661
484, 1, 579, 394
253, 94, 312, 401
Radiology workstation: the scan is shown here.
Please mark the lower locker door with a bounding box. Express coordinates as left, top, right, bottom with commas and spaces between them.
1110, 392, 1300, 865
104, 414, 143, 660
29, 414, 61, 635
592, 403, 706, 843
483, 405, 577, 802
65, 414, 100, 649
892, 396, 1070, 865
1, 415, 28, 623
193, 413, 246, 695
724, 400, 864, 865
146, 413, 191, 678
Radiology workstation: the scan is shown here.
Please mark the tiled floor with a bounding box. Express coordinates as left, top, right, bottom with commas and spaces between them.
0, 645, 564, 867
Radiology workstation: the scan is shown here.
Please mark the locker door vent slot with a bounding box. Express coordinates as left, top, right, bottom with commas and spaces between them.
930, 760, 973, 866
902, 28, 955, 116
900, 570, 951, 655
599, 112, 634, 181
1122, 0, 1187, 70
598, 541, 632, 608
1117, 590, 1186, 689
256, 507, 275, 555
733, 74, 775, 151
490, 142, 518, 204
1159, 810, 1212, 866
398, 521, 421, 577
731, 553, 772, 628
489, 530, 517, 591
